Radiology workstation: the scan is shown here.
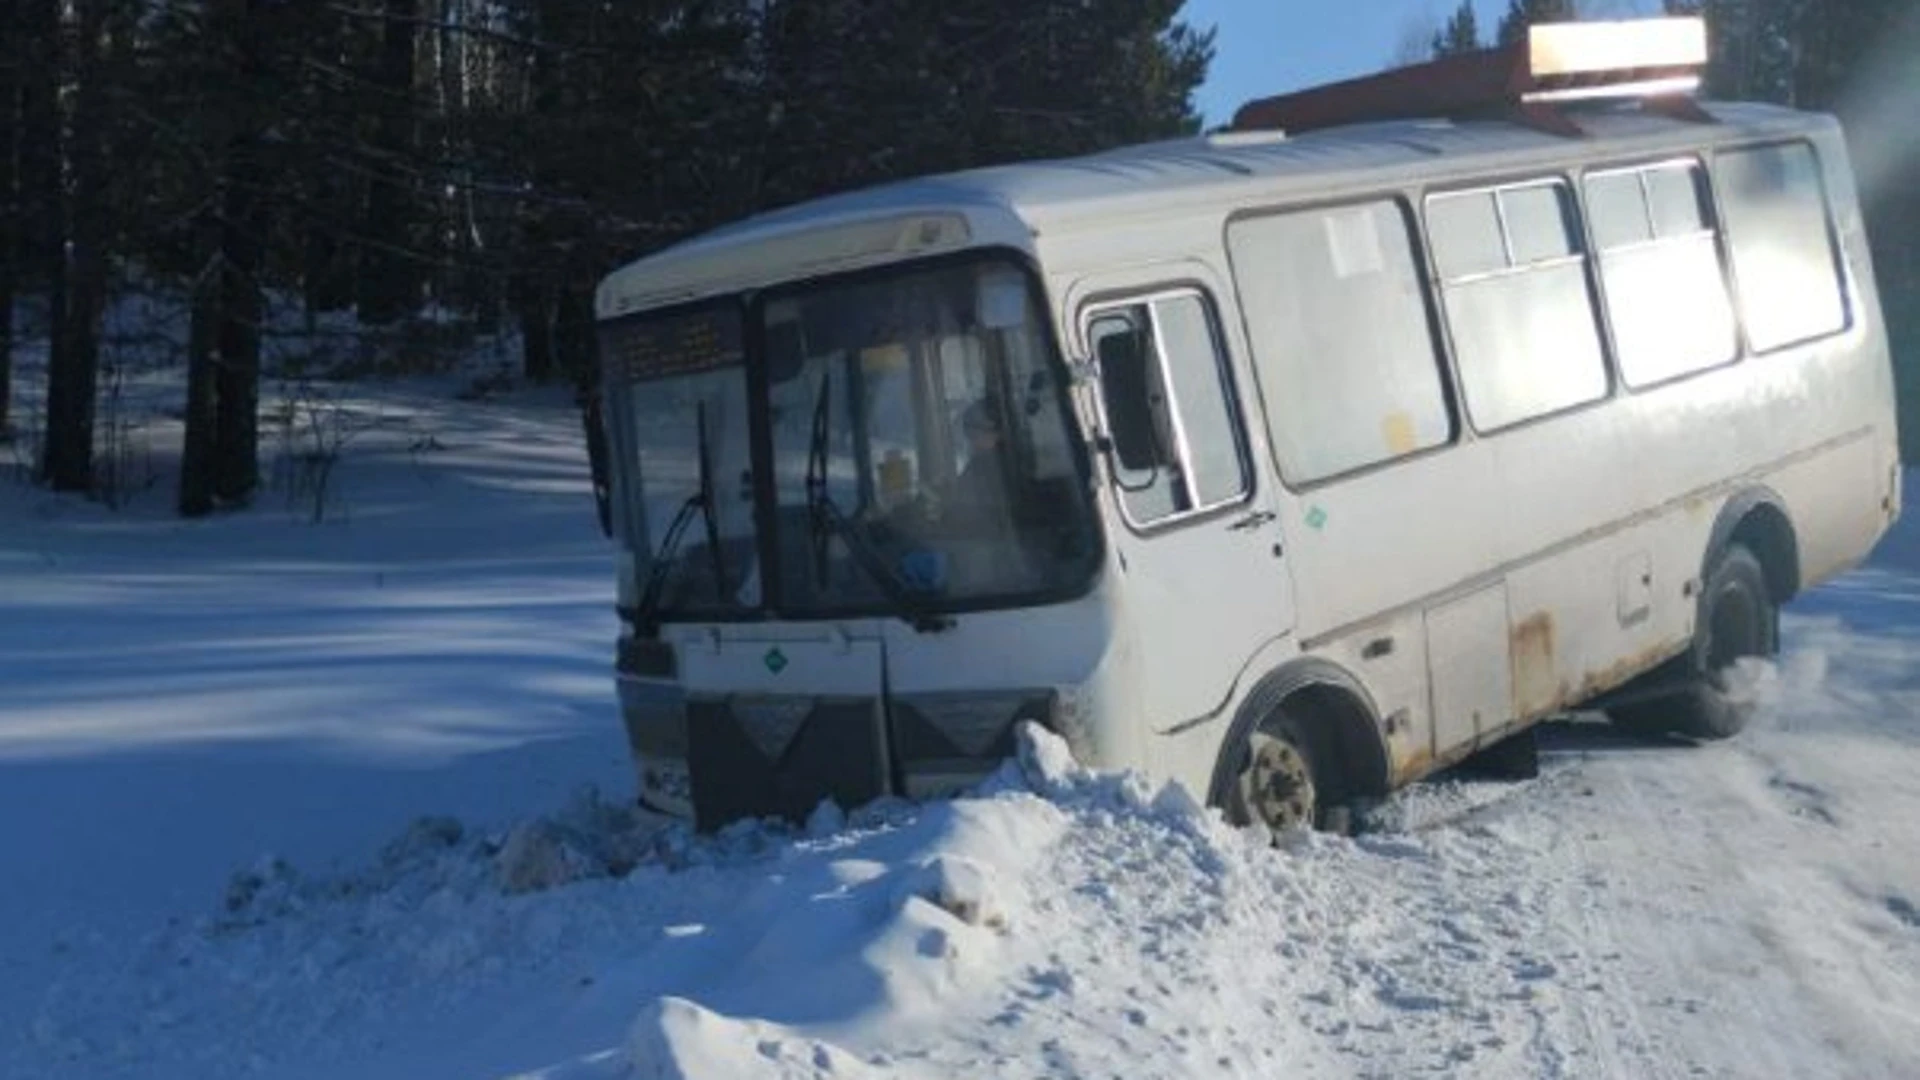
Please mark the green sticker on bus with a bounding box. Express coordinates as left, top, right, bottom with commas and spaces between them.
764, 647, 789, 675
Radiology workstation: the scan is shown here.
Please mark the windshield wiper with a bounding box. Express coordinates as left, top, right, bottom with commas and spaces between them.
692, 403, 729, 600
636, 402, 730, 628
804, 375, 954, 634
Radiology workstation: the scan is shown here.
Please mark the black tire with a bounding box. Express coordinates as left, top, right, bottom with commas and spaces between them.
1225, 712, 1333, 836
1612, 543, 1778, 741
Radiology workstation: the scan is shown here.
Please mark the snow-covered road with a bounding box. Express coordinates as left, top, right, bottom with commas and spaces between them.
3, 384, 1918, 1079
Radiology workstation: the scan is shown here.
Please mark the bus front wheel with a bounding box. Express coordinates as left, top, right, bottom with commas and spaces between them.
1613, 543, 1778, 741
1228, 717, 1326, 836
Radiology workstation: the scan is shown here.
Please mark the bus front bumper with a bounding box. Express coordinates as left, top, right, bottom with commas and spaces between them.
618, 676, 1058, 830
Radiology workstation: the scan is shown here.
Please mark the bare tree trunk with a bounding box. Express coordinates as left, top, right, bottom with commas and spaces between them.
211, 0, 270, 505
212, 136, 263, 504
512, 267, 556, 382
18, 0, 57, 453
179, 252, 219, 516
553, 282, 593, 383
40, 0, 105, 494
0, 0, 18, 441
515, 5, 561, 381
355, 0, 419, 326
181, 0, 272, 513
303, 225, 345, 320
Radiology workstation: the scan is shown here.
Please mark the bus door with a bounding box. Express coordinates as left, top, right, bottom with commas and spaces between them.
1078, 273, 1294, 734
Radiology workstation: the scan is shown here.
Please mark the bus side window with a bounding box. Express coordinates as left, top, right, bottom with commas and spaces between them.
1089, 293, 1249, 527
1092, 308, 1185, 523
1227, 198, 1454, 484
1584, 159, 1739, 387
1716, 142, 1850, 353
1092, 315, 1167, 472
1429, 180, 1609, 431
1153, 294, 1249, 510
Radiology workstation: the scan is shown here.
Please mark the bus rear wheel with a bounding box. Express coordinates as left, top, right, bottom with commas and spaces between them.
1613, 543, 1778, 741
1228, 719, 1323, 836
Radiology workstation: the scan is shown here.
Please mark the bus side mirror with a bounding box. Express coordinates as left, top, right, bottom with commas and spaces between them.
1094, 329, 1165, 473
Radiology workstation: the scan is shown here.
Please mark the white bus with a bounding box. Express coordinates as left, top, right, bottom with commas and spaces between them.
592, 19, 1899, 834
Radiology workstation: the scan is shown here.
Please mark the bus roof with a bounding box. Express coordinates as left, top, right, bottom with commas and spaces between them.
597, 101, 1834, 317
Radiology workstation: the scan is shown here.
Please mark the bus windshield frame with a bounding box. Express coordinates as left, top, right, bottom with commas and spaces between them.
600, 250, 1104, 628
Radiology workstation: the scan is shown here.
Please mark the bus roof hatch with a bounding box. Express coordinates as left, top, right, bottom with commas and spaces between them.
1229, 16, 1710, 139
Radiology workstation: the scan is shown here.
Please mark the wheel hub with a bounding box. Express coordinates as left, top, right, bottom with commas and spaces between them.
1239, 732, 1316, 834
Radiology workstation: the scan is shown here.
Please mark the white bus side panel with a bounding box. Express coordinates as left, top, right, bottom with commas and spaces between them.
1039, 116, 1897, 798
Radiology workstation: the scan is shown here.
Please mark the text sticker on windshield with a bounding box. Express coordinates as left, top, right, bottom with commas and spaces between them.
977, 273, 1029, 331
608, 310, 744, 382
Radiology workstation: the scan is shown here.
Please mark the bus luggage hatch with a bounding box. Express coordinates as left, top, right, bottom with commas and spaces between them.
678, 634, 887, 831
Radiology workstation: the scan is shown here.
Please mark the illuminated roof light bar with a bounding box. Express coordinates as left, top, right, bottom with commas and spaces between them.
1229, 16, 1711, 138
1526, 17, 1706, 81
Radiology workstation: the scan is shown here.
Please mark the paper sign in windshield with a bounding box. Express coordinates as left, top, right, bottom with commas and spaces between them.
605, 309, 744, 381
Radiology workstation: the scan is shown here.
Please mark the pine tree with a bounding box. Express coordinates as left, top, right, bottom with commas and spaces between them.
1496, 0, 1579, 46
355, 0, 422, 326
1691, 0, 1795, 102
39, 0, 109, 493
1685, 0, 1919, 461
1432, 1, 1483, 57
18, 0, 57, 462
0, 0, 17, 441
209, 0, 275, 505
737, 0, 1208, 209
172, 0, 306, 512
3, 0, 1214, 511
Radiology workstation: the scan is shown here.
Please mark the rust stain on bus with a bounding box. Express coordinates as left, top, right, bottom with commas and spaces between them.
1569, 642, 1681, 710
1393, 745, 1435, 787
1528, 637, 1689, 722
1510, 612, 1558, 719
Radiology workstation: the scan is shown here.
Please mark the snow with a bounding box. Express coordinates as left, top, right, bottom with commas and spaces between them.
4, 370, 1920, 1079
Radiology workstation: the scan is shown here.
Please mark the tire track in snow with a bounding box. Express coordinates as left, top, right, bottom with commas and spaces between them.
1497, 761, 1699, 1080
1477, 724, 1920, 1079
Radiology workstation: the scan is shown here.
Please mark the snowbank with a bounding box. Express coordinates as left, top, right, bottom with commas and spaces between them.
27, 643, 1918, 1080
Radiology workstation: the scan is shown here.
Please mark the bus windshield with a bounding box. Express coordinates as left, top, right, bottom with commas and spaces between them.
764, 258, 1099, 616
603, 303, 760, 621
604, 256, 1101, 624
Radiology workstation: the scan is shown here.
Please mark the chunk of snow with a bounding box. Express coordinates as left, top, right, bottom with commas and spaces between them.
493, 820, 602, 895
222, 856, 301, 918
1149, 778, 1207, 824
806, 798, 846, 838
379, 815, 464, 866
627, 997, 887, 1080
1013, 720, 1086, 797
895, 855, 1005, 931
